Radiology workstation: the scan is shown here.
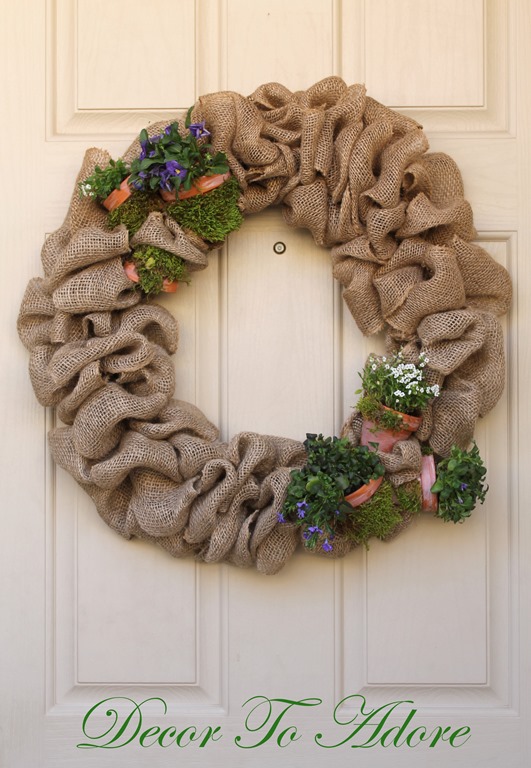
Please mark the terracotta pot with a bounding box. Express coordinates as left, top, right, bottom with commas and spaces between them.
123, 260, 178, 293
123, 260, 140, 284
344, 476, 383, 508
360, 405, 422, 453
161, 278, 178, 293
102, 177, 132, 212
420, 454, 438, 513
159, 171, 231, 203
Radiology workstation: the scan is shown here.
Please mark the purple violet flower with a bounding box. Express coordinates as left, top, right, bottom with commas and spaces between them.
296, 501, 308, 518
189, 121, 211, 140
277, 512, 285, 523
139, 140, 148, 161
460, 483, 468, 491
159, 160, 187, 191
322, 539, 333, 553
303, 527, 322, 542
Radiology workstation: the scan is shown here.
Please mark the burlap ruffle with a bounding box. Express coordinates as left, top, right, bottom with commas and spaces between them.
18, 77, 511, 572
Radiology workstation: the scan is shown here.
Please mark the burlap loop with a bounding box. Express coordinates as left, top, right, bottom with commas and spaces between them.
452, 236, 512, 316
43, 226, 131, 291
52, 257, 141, 314
374, 239, 467, 338
256, 521, 300, 575
131, 213, 210, 271
18, 77, 512, 572
332, 257, 384, 335
379, 439, 423, 486
201, 479, 262, 564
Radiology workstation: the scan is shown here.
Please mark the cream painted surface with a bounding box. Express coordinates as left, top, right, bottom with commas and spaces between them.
2, 0, 530, 766
365, 0, 485, 107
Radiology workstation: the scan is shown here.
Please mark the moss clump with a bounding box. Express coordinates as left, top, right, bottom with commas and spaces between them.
357, 394, 404, 431
107, 191, 163, 236
166, 176, 243, 242
131, 245, 190, 296
394, 480, 422, 517
348, 480, 403, 548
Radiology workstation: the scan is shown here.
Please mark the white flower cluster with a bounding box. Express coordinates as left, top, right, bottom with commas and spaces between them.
79, 182, 92, 196
388, 354, 439, 399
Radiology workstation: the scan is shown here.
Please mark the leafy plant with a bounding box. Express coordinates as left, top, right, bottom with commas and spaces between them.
128, 245, 190, 296
279, 434, 385, 553
128, 110, 229, 195
79, 158, 130, 201
357, 351, 440, 416
166, 176, 243, 242
431, 442, 488, 523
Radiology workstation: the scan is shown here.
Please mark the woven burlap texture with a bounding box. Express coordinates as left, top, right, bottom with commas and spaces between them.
18, 77, 512, 573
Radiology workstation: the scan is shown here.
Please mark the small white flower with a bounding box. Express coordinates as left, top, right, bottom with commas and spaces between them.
372, 364, 377, 371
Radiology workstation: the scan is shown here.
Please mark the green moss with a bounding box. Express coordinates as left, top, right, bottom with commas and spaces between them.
166, 176, 243, 242
357, 394, 404, 431
107, 191, 163, 236
348, 480, 403, 548
394, 481, 422, 517
132, 244, 190, 296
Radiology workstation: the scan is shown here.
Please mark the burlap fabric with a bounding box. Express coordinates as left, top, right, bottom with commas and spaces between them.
18, 77, 511, 572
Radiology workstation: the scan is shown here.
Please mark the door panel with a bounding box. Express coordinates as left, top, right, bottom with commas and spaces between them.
2, 1, 529, 766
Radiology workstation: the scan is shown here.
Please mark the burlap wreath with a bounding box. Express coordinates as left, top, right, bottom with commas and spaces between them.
18, 78, 512, 574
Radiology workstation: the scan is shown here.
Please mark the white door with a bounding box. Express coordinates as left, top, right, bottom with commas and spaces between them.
2, 0, 530, 766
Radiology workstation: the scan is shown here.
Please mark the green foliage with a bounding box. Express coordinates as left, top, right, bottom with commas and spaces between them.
394, 480, 422, 517
356, 351, 440, 415
281, 434, 385, 553
107, 191, 163, 236
357, 394, 405, 431
166, 177, 243, 242
431, 442, 488, 523
131, 245, 190, 296
349, 480, 403, 548
79, 158, 130, 201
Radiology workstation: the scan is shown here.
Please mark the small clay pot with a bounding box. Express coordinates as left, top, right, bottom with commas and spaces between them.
360, 405, 422, 453
159, 171, 231, 202
344, 476, 384, 508
102, 177, 132, 212
420, 454, 438, 513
